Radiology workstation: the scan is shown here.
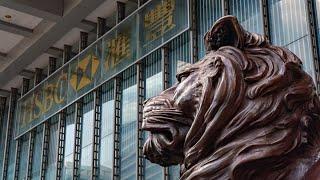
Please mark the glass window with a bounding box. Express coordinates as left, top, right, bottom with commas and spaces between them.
120, 66, 137, 180
7, 119, 17, 179
197, 0, 223, 59
144, 50, 163, 180
99, 82, 114, 180
269, 0, 315, 79
230, 0, 264, 34
45, 115, 59, 179
31, 126, 43, 179
18, 135, 29, 180
79, 93, 94, 179
62, 105, 75, 179
168, 32, 191, 180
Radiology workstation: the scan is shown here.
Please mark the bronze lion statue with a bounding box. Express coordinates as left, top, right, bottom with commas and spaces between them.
142, 16, 320, 179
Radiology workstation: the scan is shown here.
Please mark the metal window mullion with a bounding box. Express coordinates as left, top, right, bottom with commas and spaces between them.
136, 63, 145, 180
261, 0, 271, 40
2, 88, 18, 180
306, 0, 320, 93
161, 46, 169, 180
113, 77, 122, 179
26, 130, 35, 180
91, 88, 102, 180
56, 110, 66, 180
40, 122, 49, 180
73, 100, 83, 179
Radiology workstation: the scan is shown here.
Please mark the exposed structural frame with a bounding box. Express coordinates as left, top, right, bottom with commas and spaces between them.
2, 88, 18, 180
136, 62, 145, 180
161, 45, 170, 180
113, 77, 122, 179
306, 0, 320, 93
190, 0, 198, 63
91, 88, 102, 179
26, 130, 36, 179
261, 0, 271, 40
56, 110, 66, 180
72, 100, 83, 179
39, 122, 49, 180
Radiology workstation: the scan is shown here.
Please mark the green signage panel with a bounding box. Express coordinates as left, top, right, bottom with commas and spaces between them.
15, 0, 190, 138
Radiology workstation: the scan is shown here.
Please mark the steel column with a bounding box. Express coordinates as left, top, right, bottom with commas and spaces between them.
306, 0, 320, 92
190, 0, 198, 63
261, 0, 271, 40
21, 78, 30, 96
63, 45, 73, 64
92, 88, 102, 180
2, 88, 18, 180
72, 100, 83, 179
79, 31, 89, 52
13, 137, 21, 180
40, 122, 49, 180
26, 130, 35, 180
113, 77, 122, 179
48, 57, 57, 76
56, 110, 66, 180
136, 63, 145, 180
161, 46, 170, 180
34, 68, 43, 86
222, 0, 230, 16
97, 17, 106, 38
116, 2, 126, 24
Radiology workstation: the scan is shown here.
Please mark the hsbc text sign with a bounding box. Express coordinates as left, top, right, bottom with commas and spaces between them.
15, 0, 189, 138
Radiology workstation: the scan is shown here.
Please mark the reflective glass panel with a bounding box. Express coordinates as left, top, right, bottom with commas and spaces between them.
99, 82, 114, 180
120, 66, 137, 180
45, 115, 59, 179
31, 126, 43, 179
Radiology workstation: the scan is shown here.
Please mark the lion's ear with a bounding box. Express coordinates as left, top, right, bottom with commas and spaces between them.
204, 16, 245, 52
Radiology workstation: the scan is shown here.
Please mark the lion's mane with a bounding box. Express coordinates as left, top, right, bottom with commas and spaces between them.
180, 19, 320, 180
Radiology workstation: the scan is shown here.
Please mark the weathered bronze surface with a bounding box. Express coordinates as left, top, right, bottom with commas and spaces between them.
142, 16, 320, 180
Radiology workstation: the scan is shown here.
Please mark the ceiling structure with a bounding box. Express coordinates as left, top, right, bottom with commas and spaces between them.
0, 0, 138, 96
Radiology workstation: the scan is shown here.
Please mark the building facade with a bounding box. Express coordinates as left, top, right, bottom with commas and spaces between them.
1, 0, 320, 179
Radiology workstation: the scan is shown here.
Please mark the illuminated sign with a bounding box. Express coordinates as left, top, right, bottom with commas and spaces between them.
15, 0, 189, 138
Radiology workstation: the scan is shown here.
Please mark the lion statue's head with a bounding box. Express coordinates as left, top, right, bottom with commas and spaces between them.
142, 16, 320, 180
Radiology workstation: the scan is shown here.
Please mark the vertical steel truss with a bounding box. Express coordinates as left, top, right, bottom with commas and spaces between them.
73, 100, 83, 179
113, 77, 122, 179
0, 97, 5, 178
222, 0, 230, 15
136, 63, 145, 180
34, 68, 43, 86
190, 0, 198, 63
56, 110, 66, 180
2, 88, 18, 180
306, 0, 320, 92
40, 122, 49, 180
26, 130, 36, 179
261, 0, 271, 40
92, 88, 102, 180
13, 138, 21, 180
161, 46, 170, 180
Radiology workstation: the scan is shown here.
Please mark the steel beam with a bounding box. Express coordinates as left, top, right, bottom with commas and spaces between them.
56, 110, 66, 180
113, 77, 122, 179
0, 20, 33, 37
72, 100, 83, 179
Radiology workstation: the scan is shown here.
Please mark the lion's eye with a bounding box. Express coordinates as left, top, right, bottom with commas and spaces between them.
177, 72, 190, 83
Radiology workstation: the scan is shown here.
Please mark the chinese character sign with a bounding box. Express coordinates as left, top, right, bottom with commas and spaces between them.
15, 0, 189, 138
